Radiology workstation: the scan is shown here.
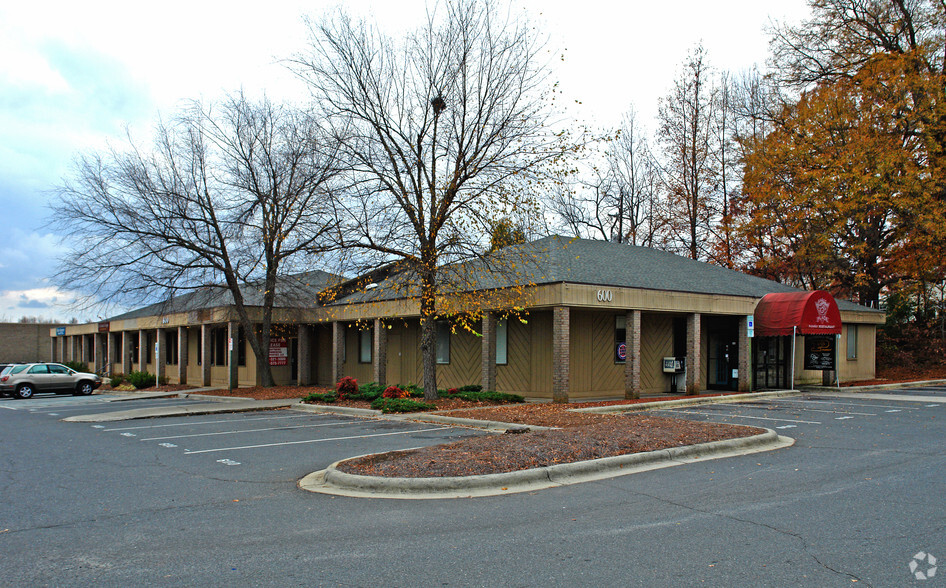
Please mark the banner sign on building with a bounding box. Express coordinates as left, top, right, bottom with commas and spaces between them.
98, 322, 110, 332
804, 335, 836, 371
269, 338, 289, 366
56, 327, 66, 336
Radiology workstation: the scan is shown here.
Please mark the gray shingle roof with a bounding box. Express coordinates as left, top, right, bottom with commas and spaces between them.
332, 236, 878, 313
106, 270, 341, 321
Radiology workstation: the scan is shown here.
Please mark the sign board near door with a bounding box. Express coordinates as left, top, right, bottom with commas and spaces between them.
269, 338, 289, 366
803, 335, 836, 370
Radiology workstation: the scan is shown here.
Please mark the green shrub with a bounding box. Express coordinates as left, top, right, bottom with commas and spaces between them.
347, 381, 384, 401
127, 371, 156, 389
382, 385, 410, 399
370, 397, 436, 413
457, 384, 482, 393
63, 360, 89, 373
303, 392, 337, 403
401, 383, 423, 398
455, 390, 525, 404
109, 373, 125, 387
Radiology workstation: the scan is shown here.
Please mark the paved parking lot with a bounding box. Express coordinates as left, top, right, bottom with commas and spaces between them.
1, 393, 482, 480
2, 385, 944, 586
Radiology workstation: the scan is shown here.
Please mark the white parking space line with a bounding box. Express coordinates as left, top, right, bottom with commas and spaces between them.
183, 426, 453, 455
778, 398, 923, 411
102, 413, 314, 432
140, 420, 362, 441
659, 409, 822, 425
762, 406, 876, 416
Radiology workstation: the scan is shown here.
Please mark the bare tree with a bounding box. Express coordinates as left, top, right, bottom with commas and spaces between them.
552, 110, 662, 246
657, 44, 719, 260
51, 92, 342, 386
293, 0, 563, 400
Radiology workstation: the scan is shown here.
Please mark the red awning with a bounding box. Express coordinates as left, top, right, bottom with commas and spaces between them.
754, 290, 842, 337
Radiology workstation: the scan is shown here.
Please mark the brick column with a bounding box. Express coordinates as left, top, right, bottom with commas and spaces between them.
200, 324, 212, 386
177, 327, 188, 385
137, 329, 147, 373
552, 306, 570, 403
738, 316, 752, 393
79, 335, 87, 367
227, 321, 238, 389
481, 312, 497, 392
373, 319, 387, 386
625, 309, 642, 399
121, 331, 132, 374
50, 337, 56, 364
155, 328, 167, 384
92, 333, 102, 374
297, 324, 312, 386
59, 336, 65, 362
686, 313, 701, 395
331, 321, 344, 385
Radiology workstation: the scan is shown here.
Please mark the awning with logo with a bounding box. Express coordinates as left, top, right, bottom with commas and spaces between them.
754, 290, 842, 337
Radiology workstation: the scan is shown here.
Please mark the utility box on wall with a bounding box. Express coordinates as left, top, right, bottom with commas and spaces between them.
663, 356, 686, 393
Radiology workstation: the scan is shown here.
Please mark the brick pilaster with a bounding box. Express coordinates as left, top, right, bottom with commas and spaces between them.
178, 327, 188, 385
481, 312, 497, 392
227, 321, 238, 389
373, 319, 387, 386
738, 315, 752, 393
331, 321, 345, 385
200, 324, 212, 386
552, 307, 570, 403
686, 313, 701, 395
625, 309, 641, 399
297, 324, 312, 386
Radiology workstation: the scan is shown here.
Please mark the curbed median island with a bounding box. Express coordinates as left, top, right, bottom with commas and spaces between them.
300, 403, 795, 499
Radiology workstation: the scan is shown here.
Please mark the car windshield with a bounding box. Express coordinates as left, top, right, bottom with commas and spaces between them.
11, 365, 28, 374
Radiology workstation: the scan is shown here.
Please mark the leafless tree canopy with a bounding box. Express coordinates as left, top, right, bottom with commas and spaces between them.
293, 0, 563, 399
51, 92, 342, 386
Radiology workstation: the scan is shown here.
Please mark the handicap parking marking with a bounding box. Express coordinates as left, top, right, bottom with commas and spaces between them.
158, 442, 178, 448
139, 419, 363, 442
183, 426, 455, 455
216, 458, 241, 466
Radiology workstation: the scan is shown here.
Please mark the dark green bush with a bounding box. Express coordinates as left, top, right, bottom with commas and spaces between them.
455, 390, 525, 404
370, 397, 436, 413
457, 384, 482, 393
63, 360, 89, 373
109, 373, 125, 387
347, 381, 384, 401
127, 371, 156, 389
401, 383, 423, 398
303, 392, 337, 403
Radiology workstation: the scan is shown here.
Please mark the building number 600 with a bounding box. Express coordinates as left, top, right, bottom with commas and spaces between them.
596, 289, 613, 302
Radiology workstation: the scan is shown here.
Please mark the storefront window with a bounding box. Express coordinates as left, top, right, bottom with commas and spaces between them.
359, 329, 372, 363
847, 325, 858, 360
615, 315, 626, 364
436, 321, 450, 364
496, 318, 508, 365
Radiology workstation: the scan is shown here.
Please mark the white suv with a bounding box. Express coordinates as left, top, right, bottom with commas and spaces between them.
0, 363, 102, 399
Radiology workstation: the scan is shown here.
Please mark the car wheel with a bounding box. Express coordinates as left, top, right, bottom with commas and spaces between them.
74, 381, 94, 396
14, 384, 34, 399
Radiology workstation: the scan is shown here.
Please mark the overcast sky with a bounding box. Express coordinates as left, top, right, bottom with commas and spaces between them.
0, 0, 810, 322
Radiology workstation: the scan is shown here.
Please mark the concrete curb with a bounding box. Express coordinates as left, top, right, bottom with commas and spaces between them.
63, 399, 300, 423
398, 413, 554, 432
800, 379, 946, 393
299, 429, 794, 499
292, 403, 383, 418
570, 390, 801, 414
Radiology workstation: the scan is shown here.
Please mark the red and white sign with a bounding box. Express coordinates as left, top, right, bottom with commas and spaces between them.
269, 338, 288, 366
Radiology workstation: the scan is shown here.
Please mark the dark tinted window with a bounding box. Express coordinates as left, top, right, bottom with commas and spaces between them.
28, 365, 49, 374
48, 364, 70, 374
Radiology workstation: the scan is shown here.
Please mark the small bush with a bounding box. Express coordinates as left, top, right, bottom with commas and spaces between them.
336, 376, 358, 399
109, 373, 125, 387
63, 360, 89, 373
382, 385, 410, 399
400, 383, 423, 398
127, 371, 156, 389
347, 381, 384, 401
457, 384, 482, 393
303, 392, 337, 403
370, 397, 436, 413
455, 390, 525, 404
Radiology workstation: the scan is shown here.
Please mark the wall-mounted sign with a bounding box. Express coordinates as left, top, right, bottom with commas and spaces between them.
616, 342, 627, 361
269, 338, 288, 366
747, 315, 754, 338
98, 322, 110, 332
56, 327, 66, 336
596, 289, 613, 302
804, 335, 836, 371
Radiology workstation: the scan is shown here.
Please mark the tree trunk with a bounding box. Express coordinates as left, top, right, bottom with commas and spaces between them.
419, 268, 439, 401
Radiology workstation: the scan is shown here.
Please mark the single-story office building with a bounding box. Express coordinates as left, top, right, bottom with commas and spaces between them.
50, 237, 884, 402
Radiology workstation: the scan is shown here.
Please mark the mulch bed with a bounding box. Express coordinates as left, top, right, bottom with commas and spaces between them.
338, 413, 764, 477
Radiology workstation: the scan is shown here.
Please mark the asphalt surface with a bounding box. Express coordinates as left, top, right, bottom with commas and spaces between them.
1, 386, 944, 586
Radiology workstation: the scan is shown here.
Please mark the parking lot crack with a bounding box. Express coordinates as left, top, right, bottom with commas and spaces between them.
614, 487, 871, 586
